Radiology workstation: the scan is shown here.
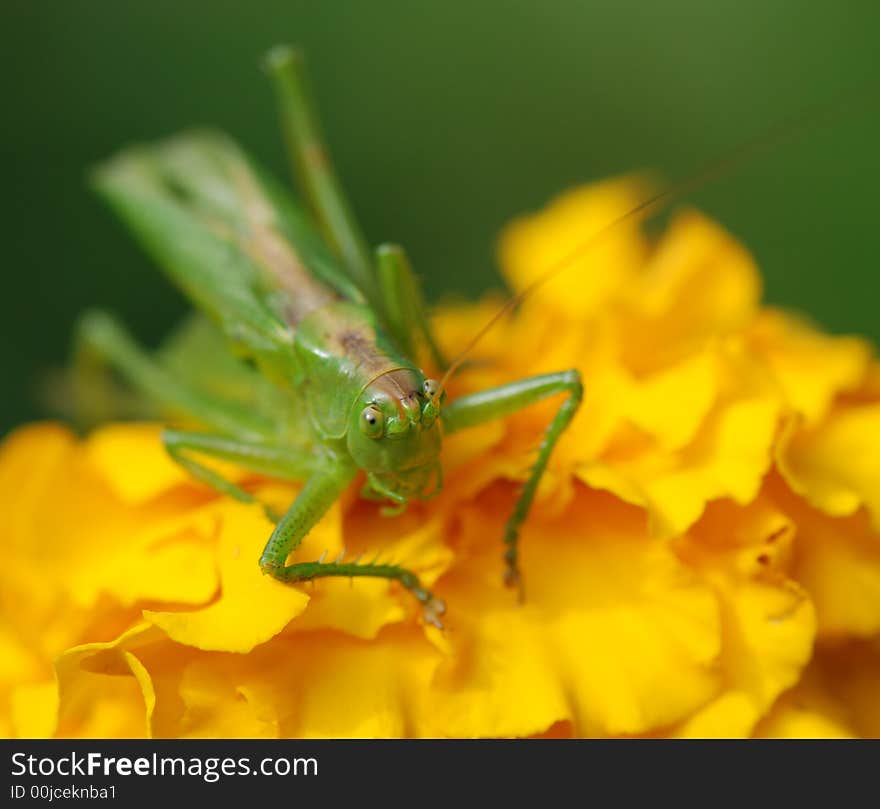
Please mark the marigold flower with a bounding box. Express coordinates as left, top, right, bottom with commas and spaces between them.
2, 177, 879, 738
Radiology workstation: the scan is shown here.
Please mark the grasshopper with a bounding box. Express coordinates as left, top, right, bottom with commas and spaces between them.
75, 46, 583, 626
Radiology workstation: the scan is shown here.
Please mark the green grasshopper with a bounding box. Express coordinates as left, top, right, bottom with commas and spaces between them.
75, 46, 582, 627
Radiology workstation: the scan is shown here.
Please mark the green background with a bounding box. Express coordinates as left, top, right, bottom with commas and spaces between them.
2, 0, 878, 432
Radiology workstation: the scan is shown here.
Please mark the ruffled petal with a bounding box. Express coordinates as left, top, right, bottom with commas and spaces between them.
422, 489, 722, 737
0, 424, 219, 670
51, 624, 163, 738
175, 658, 279, 738
769, 474, 880, 639
579, 394, 780, 537
778, 404, 880, 527
616, 210, 761, 372
498, 178, 649, 319
751, 641, 880, 739
815, 639, 880, 737
755, 640, 880, 738
620, 348, 719, 451
753, 672, 856, 739
672, 498, 816, 737
84, 423, 192, 504
201, 627, 441, 738
145, 497, 316, 653
747, 310, 871, 426
0, 423, 78, 554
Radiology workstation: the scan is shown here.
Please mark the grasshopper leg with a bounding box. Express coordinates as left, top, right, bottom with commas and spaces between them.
375, 243, 447, 371
264, 46, 377, 304
442, 370, 583, 597
74, 309, 273, 439
163, 429, 315, 519
260, 461, 446, 627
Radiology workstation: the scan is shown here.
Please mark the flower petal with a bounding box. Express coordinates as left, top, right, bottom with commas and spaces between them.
423, 489, 722, 737
0, 423, 78, 554
616, 210, 761, 372
621, 348, 719, 451
769, 475, 880, 639
580, 395, 780, 537
84, 423, 192, 504
222, 627, 440, 738
145, 498, 316, 653
498, 178, 649, 319
672, 498, 816, 737
815, 639, 880, 737
756, 640, 880, 738
52, 624, 162, 739
175, 659, 279, 738
747, 310, 871, 426
778, 403, 880, 527
10, 682, 58, 739
752, 654, 858, 739
753, 684, 856, 738
0, 424, 218, 665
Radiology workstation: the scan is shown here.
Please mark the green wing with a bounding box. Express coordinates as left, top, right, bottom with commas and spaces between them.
157, 312, 289, 413
91, 130, 362, 384
157, 312, 312, 448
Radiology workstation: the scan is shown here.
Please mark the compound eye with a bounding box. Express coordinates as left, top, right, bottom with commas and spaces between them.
359, 405, 385, 438
423, 379, 442, 400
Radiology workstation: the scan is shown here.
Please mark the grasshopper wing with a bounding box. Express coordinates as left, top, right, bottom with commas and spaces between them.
92, 131, 361, 384
157, 312, 311, 447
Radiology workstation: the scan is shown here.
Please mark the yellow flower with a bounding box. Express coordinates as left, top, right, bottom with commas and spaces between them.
3, 177, 879, 738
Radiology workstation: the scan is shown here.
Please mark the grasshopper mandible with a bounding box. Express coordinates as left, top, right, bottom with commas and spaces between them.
75, 46, 583, 627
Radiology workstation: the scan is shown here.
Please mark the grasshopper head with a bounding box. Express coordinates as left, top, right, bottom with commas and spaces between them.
347, 369, 444, 504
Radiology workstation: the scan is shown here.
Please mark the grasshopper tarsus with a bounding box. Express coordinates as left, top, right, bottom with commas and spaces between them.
502, 556, 526, 605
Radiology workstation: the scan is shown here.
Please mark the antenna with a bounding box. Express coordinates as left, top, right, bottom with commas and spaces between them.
436, 81, 876, 395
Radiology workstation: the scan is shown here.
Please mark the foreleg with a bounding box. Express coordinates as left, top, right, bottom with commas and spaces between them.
443, 370, 583, 596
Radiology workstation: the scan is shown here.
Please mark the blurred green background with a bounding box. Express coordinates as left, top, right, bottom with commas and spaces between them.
2, 0, 878, 432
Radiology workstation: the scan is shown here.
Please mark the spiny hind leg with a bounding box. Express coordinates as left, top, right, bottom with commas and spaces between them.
442, 370, 583, 597
272, 560, 445, 629
259, 462, 445, 627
